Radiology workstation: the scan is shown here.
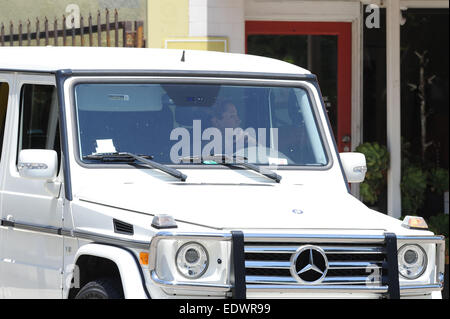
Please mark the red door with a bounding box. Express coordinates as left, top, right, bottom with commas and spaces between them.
246, 21, 352, 152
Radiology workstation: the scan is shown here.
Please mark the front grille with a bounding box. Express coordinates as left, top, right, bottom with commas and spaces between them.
244, 242, 387, 286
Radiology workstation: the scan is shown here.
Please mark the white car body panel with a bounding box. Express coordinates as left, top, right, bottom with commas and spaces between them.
70, 244, 148, 299
0, 73, 63, 298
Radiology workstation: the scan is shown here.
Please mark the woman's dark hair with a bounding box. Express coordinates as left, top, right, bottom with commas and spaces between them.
212, 99, 235, 120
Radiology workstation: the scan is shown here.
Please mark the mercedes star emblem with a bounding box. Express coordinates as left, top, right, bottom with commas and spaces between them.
290, 245, 328, 284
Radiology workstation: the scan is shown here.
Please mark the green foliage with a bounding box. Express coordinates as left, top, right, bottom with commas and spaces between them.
401, 165, 428, 215
427, 214, 449, 256
428, 168, 449, 194
356, 142, 389, 205
428, 214, 449, 237
401, 139, 448, 215
359, 183, 377, 205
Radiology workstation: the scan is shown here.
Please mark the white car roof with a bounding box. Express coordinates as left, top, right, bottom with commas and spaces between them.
0, 46, 310, 76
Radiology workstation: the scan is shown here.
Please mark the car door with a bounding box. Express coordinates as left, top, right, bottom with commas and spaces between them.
0, 74, 14, 299
0, 74, 63, 298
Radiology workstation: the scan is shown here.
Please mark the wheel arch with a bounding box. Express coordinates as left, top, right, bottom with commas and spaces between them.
67, 243, 149, 299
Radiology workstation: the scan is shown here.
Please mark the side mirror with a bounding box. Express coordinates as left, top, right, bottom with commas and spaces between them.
339, 152, 367, 183
18, 149, 58, 180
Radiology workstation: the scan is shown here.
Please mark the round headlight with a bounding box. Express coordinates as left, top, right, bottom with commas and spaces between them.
398, 244, 427, 279
176, 242, 209, 279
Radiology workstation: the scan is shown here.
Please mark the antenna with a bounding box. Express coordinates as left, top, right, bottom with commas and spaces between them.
181, 50, 185, 62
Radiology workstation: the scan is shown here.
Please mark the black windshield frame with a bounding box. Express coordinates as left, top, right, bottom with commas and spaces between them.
68, 76, 334, 171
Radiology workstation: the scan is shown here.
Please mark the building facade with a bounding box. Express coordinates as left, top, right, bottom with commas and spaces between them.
146, 0, 449, 219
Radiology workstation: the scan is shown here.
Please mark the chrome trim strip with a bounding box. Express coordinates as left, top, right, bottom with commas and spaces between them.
245, 284, 389, 294
243, 234, 386, 243
60, 229, 73, 237
245, 283, 442, 295
322, 246, 386, 254
245, 261, 291, 269
0, 218, 151, 250
327, 261, 383, 270
436, 239, 446, 285
245, 246, 297, 254
245, 246, 386, 254
246, 275, 296, 284
8, 221, 61, 235
245, 275, 382, 286
397, 235, 445, 242
324, 277, 381, 285
244, 245, 386, 254
72, 230, 150, 250
150, 270, 232, 292
399, 284, 443, 293
244, 260, 383, 270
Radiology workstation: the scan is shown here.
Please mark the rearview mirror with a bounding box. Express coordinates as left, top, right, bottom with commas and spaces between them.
18, 149, 58, 180
339, 152, 367, 183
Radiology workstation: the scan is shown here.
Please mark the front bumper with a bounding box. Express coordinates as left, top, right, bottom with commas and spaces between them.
148, 232, 445, 299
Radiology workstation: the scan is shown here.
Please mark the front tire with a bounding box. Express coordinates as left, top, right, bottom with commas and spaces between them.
75, 278, 124, 299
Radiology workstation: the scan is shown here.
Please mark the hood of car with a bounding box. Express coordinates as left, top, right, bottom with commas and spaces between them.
76, 181, 403, 233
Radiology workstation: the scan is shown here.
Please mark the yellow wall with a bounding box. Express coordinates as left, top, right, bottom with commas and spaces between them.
165, 37, 228, 52
147, 0, 228, 52
147, 0, 190, 49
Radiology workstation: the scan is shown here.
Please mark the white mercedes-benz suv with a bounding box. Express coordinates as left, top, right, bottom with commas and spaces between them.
0, 47, 445, 299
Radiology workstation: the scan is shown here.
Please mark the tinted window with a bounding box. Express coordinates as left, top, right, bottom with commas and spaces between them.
75, 83, 328, 167
0, 82, 9, 160
19, 84, 61, 166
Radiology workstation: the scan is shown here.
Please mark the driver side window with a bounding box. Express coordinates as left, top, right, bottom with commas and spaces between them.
0, 81, 9, 162
18, 84, 61, 170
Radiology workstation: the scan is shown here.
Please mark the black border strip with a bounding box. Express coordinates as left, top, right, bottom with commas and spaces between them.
55, 69, 74, 201
0, 219, 15, 227
61, 69, 318, 81
91, 243, 152, 299
1, 68, 318, 81
384, 232, 400, 299
231, 231, 246, 299
0, 218, 150, 249
68, 76, 333, 171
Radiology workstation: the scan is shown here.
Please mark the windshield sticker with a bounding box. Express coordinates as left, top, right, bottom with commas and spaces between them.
95, 139, 117, 154
268, 157, 288, 166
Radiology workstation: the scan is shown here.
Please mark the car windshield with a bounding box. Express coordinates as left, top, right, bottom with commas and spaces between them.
74, 82, 328, 166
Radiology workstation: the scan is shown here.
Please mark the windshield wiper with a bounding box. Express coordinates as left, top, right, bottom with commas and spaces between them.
84, 152, 187, 182
180, 154, 281, 183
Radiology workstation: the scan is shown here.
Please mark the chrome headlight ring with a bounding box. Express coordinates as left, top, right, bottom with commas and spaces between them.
175, 241, 209, 279
398, 244, 428, 280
